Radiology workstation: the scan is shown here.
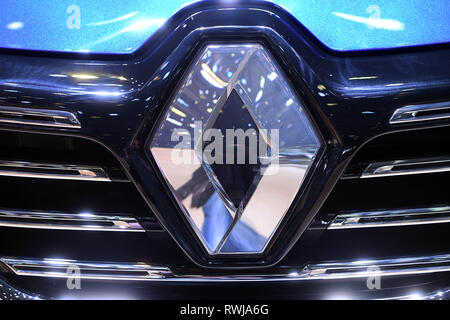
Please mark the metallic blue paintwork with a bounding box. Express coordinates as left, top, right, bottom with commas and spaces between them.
278, 0, 450, 51
0, 0, 449, 54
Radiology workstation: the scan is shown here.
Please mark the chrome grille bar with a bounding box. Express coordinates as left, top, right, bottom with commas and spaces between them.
0, 160, 111, 182
0, 209, 145, 232
0, 257, 170, 281
329, 206, 450, 229
0, 106, 81, 129
390, 101, 450, 124
361, 157, 450, 178
2, 254, 450, 282
302, 254, 450, 280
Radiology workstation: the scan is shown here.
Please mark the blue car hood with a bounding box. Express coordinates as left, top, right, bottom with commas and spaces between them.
0, 0, 449, 54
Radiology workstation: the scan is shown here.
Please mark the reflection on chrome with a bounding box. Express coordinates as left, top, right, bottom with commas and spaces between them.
361, 157, 450, 178
3, 254, 450, 282
390, 101, 450, 124
0, 106, 81, 129
302, 254, 450, 280
1, 257, 170, 281
0, 209, 145, 232
149, 44, 322, 254
0, 160, 111, 182
329, 206, 450, 229
384, 288, 450, 300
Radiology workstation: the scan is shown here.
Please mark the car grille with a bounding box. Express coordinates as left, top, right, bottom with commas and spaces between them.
307, 126, 450, 261
0, 130, 160, 218
0, 1, 449, 300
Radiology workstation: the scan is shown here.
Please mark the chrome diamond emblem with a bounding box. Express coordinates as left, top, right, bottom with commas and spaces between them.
200, 89, 264, 212
149, 44, 322, 254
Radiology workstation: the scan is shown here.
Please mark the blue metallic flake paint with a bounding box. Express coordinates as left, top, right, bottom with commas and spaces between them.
0, 0, 190, 54
277, 0, 450, 51
0, 0, 449, 54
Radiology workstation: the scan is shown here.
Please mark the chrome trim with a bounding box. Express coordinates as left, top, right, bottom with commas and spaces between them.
301, 254, 450, 280
2, 254, 450, 282
361, 157, 450, 178
0, 209, 145, 232
0, 161, 111, 182
0, 257, 170, 281
150, 43, 322, 255
390, 101, 450, 124
0, 106, 81, 129
329, 206, 450, 229
379, 288, 450, 300
0, 257, 299, 282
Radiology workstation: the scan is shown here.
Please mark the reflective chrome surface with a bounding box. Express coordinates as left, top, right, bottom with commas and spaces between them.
0, 209, 144, 232
0, 161, 110, 182
361, 157, 450, 178
329, 206, 450, 229
1, 257, 170, 281
0, 106, 81, 129
390, 101, 450, 124
385, 288, 450, 300
0, 257, 298, 282
3, 254, 450, 283
302, 254, 450, 280
150, 43, 321, 254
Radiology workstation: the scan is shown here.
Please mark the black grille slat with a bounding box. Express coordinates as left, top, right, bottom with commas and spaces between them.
0, 130, 160, 221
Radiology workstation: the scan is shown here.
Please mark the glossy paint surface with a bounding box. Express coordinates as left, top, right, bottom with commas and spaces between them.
0, 0, 449, 53
0, 4, 449, 268
277, 0, 450, 51
0, 2, 449, 298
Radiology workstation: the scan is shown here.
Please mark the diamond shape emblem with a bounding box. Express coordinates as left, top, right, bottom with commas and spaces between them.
201, 89, 263, 212
149, 44, 322, 254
